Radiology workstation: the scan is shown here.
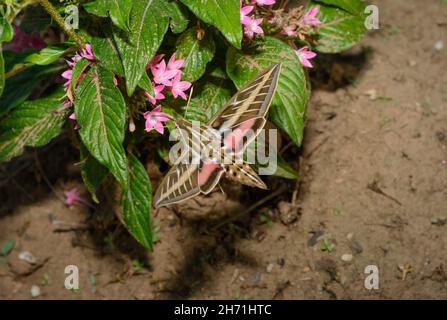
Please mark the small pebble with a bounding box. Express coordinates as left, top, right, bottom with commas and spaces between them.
408, 60, 417, 67
249, 272, 261, 285
346, 233, 354, 240
341, 253, 353, 262
434, 40, 444, 51
18, 251, 37, 264
31, 285, 41, 298
266, 263, 274, 273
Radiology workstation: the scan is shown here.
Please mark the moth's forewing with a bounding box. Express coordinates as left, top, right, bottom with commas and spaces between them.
153, 163, 201, 208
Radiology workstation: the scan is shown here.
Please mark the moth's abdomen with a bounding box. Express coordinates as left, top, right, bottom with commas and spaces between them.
224, 162, 267, 190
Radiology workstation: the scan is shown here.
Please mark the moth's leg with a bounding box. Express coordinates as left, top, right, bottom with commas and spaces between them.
217, 182, 226, 196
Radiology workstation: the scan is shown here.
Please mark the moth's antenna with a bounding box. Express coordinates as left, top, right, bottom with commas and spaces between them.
185, 86, 194, 117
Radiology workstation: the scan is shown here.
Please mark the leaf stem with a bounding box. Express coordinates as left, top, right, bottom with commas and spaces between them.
37, 0, 84, 48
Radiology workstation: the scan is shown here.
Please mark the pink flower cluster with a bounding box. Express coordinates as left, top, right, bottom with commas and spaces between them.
62, 44, 96, 128
240, 0, 276, 39
281, 6, 321, 38
145, 54, 192, 105
293, 7, 321, 68
141, 54, 192, 135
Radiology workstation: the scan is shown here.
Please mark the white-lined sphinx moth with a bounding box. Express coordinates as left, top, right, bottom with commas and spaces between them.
153, 63, 282, 208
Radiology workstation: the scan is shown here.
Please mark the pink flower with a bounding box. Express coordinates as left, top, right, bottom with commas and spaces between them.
303, 6, 321, 26
80, 44, 95, 61
67, 54, 82, 68
240, 5, 254, 24
243, 17, 264, 39
151, 60, 178, 86
144, 84, 165, 105
9, 26, 45, 52
282, 26, 297, 37
167, 54, 184, 76
253, 0, 275, 5
144, 106, 172, 135
113, 75, 118, 87
61, 69, 73, 87
146, 54, 165, 71
69, 112, 81, 129
64, 187, 90, 207
170, 74, 192, 100
296, 47, 317, 68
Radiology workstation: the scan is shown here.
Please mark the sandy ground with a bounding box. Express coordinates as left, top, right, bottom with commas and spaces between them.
1, 0, 446, 299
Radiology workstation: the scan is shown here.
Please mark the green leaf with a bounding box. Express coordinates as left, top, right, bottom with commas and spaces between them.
313, 0, 365, 15
1, 239, 14, 256
109, 0, 132, 31
121, 154, 153, 250
226, 37, 310, 146
80, 144, 108, 203
269, 155, 299, 179
245, 131, 299, 179
165, 1, 189, 34
83, 0, 108, 17
0, 64, 63, 115
138, 71, 154, 95
0, 49, 4, 97
185, 77, 232, 123
75, 64, 128, 189
83, 0, 132, 31
113, 0, 169, 96
0, 16, 13, 42
312, 0, 367, 53
91, 33, 124, 76
24, 45, 68, 66
180, 0, 242, 49
175, 27, 216, 82
0, 90, 69, 162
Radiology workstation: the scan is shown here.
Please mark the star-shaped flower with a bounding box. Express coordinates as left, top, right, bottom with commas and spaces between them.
303, 6, 321, 26
64, 187, 90, 206
80, 44, 95, 61
170, 74, 192, 100
144, 84, 165, 105
296, 47, 317, 68
167, 54, 185, 76
152, 60, 178, 86
243, 17, 264, 39
144, 106, 172, 135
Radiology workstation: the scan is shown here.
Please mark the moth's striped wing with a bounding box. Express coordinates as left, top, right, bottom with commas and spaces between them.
207, 63, 281, 151
153, 161, 226, 208
153, 163, 201, 208
153, 119, 226, 208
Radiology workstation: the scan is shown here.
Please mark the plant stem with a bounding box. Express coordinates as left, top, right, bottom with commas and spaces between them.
37, 0, 84, 48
